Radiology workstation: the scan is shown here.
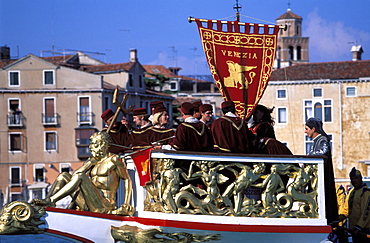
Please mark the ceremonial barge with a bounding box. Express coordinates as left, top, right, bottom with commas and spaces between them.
0, 8, 334, 243
0, 150, 332, 242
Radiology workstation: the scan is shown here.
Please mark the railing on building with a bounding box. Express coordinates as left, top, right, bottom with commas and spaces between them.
42, 113, 59, 126
7, 113, 24, 127
77, 112, 94, 126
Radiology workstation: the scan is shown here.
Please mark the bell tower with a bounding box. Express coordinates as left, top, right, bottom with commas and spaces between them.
274, 9, 309, 69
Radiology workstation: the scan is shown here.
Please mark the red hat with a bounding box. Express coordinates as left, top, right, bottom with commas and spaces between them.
133, 108, 148, 116
153, 106, 167, 114
101, 109, 115, 122
199, 104, 213, 113
150, 101, 164, 109
181, 102, 194, 114
221, 101, 235, 109
192, 100, 203, 112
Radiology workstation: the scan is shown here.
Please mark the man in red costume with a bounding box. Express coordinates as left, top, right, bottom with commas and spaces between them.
191, 100, 203, 120
101, 109, 130, 154
170, 102, 213, 152
211, 101, 252, 153
131, 107, 173, 150
199, 104, 214, 126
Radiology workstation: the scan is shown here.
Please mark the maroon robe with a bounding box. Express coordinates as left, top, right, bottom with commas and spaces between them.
131, 126, 174, 149
102, 122, 129, 154
171, 122, 213, 152
211, 116, 252, 153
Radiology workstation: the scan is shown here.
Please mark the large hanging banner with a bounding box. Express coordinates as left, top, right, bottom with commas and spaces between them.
195, 19, 280, 119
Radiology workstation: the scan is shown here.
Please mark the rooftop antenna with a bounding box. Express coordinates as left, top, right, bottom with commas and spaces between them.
287, 0, 291, 11
169, 46, 178, 67
233, 0, 242, 22
190, 47, 199, 76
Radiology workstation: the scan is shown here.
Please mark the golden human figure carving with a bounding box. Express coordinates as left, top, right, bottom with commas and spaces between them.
222, 163, 265, 213
223, 60, 257, 89
187, 161, 229, 206
286, 164, 318, 217
159, 159, 188, 213
253, 164, 285, 212
33, 132, 134, 215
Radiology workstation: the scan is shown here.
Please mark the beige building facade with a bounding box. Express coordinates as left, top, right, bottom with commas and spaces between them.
0, 50, 173, 206
260, 60, 370, 181
0, 54, 104, 204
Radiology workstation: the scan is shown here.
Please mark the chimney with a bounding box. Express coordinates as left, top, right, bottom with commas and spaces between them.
0, 46, 10, 61
351, 45, 363, 61
129, 49, 138, 62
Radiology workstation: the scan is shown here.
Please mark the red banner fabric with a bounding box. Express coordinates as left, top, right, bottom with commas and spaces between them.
196, 19, 279, 119
130, 147, 153, 186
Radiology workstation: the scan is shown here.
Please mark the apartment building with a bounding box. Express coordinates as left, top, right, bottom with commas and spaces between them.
260, 59, 370, 180
0, 49, 173, 206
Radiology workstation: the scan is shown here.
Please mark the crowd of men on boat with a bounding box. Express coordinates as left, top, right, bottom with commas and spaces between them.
101, 100, 291, 156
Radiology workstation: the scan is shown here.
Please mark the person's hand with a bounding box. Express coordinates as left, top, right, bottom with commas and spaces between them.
153, 145, 161, 150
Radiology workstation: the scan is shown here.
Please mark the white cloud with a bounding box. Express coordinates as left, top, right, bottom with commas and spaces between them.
304, 9, 370, 62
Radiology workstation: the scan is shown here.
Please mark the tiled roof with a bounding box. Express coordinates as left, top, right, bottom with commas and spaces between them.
0, 59, 16, 68
172, 97, 199, 106
276, 9, 302, 20
145, 88, 174, 98
270, 60, 370, 81
142, 65, 178, 78
81, 62, 135, 73
42, 55, 74, 65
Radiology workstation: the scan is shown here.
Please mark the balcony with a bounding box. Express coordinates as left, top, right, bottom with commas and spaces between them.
77, 112, 94, 125
7, 113, 24, 127
42, 113, 59, 126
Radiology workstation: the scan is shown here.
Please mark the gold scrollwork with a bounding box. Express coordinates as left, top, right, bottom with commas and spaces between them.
0, 201, 45, 235
111, 225, 221, 242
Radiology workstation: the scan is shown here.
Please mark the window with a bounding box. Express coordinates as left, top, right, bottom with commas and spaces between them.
305, 134, 333, 154
10, 193, 22, 202
60, 163, 71, 173
313, 88, 322, 97
8, 99, 23, 126
10, 167, 21, 185
304, 99, 332, 122
139, 75, 143, 88
277, 107, 287, 123
346, 87, 356, 97
170, 81, 177, 91
75, 128, 96, 159
129, 73, 133, 87
34, 164, 45, 182
43, 98, 56, 124
43, 70, 54, 85
45, 132, 57, 151
78, 147, 91, 158
9, 133, 22, 151
277, 89, 286, 99
75, 128, 96, 146
104, 97, 109, 111
9, 71, 20, 86
305, 136, 313, 155
297, 46, 301, 60
289, 46, 294, 60
78, 97, 91, 124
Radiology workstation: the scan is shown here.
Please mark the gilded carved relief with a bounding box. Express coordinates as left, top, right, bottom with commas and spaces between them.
145, 159, 319, 218
111, 225, 221, 243
0, 201, 45, 235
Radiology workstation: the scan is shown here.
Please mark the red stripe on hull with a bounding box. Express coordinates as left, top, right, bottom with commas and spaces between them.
46, 228, 95, 243
46, 207, 331, 234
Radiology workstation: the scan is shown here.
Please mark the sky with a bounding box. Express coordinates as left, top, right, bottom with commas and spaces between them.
1, 0, 370, 75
